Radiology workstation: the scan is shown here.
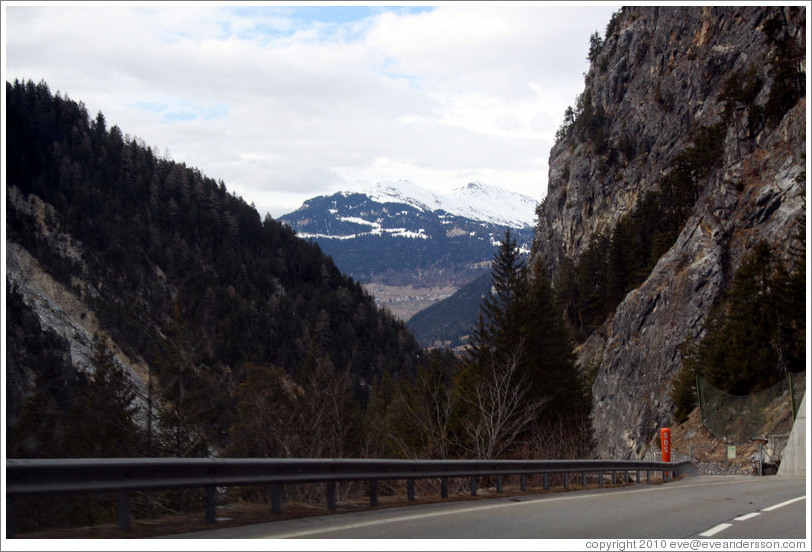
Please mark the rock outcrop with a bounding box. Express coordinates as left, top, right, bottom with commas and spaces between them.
531, 6, 806, 458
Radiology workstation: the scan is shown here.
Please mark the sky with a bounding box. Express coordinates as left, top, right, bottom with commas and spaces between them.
2, 1, 620, 219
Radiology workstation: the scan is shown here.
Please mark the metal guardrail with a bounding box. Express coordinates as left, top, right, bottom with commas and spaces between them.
5, 457, 696, 536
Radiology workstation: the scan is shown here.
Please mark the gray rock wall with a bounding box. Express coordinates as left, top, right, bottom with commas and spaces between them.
532, 6, 806, 458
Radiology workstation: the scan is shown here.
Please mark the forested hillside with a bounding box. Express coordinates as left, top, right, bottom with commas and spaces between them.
6, 79, 422, 458
407, 271, 492, 349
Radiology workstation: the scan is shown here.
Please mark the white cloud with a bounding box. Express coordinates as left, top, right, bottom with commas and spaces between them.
3, 2, 619, 217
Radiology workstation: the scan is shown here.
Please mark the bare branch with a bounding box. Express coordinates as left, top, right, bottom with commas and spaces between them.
460, 343, 549, 459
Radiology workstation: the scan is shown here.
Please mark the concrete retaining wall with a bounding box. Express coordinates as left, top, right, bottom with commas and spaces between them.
777, 394, 806, 478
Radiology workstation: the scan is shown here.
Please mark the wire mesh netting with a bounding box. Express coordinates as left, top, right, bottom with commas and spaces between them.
696, 373, 805, 444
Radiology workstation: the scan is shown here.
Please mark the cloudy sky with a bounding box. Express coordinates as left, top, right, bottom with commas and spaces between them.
3, 2, 619, 218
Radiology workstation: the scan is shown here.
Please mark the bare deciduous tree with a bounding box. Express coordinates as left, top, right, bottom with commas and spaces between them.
520, 412, 594, 460
388, 363, 457, 460
460, 344, 549, 459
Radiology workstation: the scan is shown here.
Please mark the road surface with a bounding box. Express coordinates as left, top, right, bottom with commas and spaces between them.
162, 475, 807, 540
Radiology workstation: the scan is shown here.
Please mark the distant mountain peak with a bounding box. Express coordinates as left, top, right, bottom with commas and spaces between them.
360, 180, 537, 228
364, 180, 437, 212
459, 181, 486, 191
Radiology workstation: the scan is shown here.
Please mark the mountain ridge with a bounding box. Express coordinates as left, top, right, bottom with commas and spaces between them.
361, 180, 538, 229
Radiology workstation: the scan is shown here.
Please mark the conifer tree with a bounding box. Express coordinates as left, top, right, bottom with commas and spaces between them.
62, 334, 144, 457
519, 258, 584, 419
153, 304, 211, 457
715, 241, 783, 393
9, 377, 64, 458
775, 210, 806, 375
461, 230, 526, 378
477, 229, 527, 365
457, 231, 592, 456
456, 230, 531, 457
677, 239, 806, 406
463, 312, 493, 379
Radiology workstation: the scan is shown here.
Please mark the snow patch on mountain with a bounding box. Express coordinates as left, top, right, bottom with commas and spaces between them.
296, 209, 430, 240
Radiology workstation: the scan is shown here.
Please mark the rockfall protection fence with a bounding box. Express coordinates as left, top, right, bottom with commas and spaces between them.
5, 457, 696, 536
697, 373, 804, 444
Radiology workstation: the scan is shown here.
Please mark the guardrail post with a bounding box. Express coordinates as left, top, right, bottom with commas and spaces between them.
520, 474, 526, 492
563, 472, 569, 490
496, 475, 503, 493
582, 472, 587, 487
407, 478, 415, 501
543, 473, 548, 490
205, 487, 216, 524
271, 483, 282, 513
470, 476, 477, 496
636, 469, 641, 484
117, 491, 131, 531
598, 470, 603, 486
646, 469, 651, 484
441, 477, 449, 498
369, 479, 378, 507
326, 481, 336, 510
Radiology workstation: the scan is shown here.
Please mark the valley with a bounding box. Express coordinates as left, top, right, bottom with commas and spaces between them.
362, 282, 459, 322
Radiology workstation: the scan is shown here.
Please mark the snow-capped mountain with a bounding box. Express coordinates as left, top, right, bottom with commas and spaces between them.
279, 181, 536, 324
365, 180, 537, 229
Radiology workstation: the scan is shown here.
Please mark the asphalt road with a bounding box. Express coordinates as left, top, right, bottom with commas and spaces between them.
163, 475, 807, 540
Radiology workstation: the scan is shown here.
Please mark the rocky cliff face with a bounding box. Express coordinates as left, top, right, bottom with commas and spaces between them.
531, 6, 806, 458
6, 189, 151, 435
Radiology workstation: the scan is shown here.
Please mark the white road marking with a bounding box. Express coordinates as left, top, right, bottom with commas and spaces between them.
267, 479, 789, 539
699, 495, 805, 538
269, 502, 522, 538
699, 523, 732, 537
267, 485, 666, 539
761, 495, 805, 512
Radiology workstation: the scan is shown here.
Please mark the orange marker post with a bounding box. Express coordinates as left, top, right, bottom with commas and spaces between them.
660, 427, 671, 463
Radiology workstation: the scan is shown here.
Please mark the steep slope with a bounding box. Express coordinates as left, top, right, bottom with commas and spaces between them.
407, 271, 493, 349
5, 80, 422, 447
530, 6, 806, 458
